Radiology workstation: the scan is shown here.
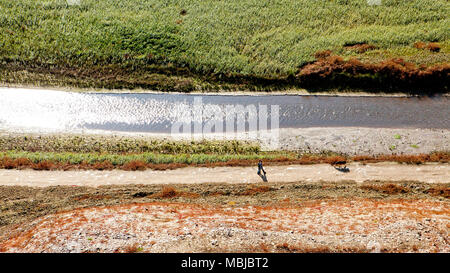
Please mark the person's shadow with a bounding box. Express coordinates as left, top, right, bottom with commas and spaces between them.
258, 173, 268, 182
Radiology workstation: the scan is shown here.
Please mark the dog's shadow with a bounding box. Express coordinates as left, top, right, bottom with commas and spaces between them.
334, 166, 350, 173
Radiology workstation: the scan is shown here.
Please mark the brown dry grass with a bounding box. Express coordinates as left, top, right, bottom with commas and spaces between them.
413, 42, 427, 50
151, 186, 200, 199
353, 153, 449, 164
425, 186, 450, 199
207, 191, 226, 197
414, 42, 441, 52
352, 155, 374, 162
121, 160, 147, 171
344, 43, 377, 53
323, 156, 347, 165
314, 50, 333, 59
0, 152, 448, 171
426, 43, 441, 52
240, 185, 274, 196
160, 186, 178, 198
361, 183, 410, 194
32, 161, 56, 171
298, 54, 449, 92
92, 161, 114, 170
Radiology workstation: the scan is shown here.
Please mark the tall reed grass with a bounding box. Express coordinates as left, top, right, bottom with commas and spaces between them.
1, 0, 447, 78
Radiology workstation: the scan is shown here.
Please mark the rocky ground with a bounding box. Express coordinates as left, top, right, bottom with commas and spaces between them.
0, 181, 448, 253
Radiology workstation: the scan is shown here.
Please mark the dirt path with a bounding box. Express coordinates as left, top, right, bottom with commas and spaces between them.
0, 162, 448, 187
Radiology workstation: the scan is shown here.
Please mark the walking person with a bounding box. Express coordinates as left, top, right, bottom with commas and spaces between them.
257, 160, 268, 182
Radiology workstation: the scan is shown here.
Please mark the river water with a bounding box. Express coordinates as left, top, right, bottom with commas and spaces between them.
0, 88, 448, 134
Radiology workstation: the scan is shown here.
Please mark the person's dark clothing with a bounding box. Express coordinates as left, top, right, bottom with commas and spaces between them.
257, 161, 266, 175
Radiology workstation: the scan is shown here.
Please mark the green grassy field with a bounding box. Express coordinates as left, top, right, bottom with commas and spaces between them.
0, 0, 448, 92
0, 135, 261, 154
0, 150, 283, 165
0, 135, 297, 169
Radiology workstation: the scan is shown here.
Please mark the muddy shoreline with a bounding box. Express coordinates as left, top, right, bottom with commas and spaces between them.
2, 56, 449, 95
0, 84, 429, 97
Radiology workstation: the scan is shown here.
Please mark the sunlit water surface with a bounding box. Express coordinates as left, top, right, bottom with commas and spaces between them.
0, 88, 449, 134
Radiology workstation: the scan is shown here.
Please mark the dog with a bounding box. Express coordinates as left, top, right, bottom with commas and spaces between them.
331, 160, 349, 173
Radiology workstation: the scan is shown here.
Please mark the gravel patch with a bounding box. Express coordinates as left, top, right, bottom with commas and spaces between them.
276, 127, 450, 155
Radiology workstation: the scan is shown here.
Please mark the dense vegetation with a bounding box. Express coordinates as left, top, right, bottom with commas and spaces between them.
0, 0, 449, 92
0, 135, 261, 154
0, 134, 448, 170
0, 150, 448, 171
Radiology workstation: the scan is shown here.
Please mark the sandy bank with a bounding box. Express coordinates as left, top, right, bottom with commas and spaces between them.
276, 127, 450, 154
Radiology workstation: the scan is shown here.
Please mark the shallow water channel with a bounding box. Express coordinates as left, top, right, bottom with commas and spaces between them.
0, 88, 448, 134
